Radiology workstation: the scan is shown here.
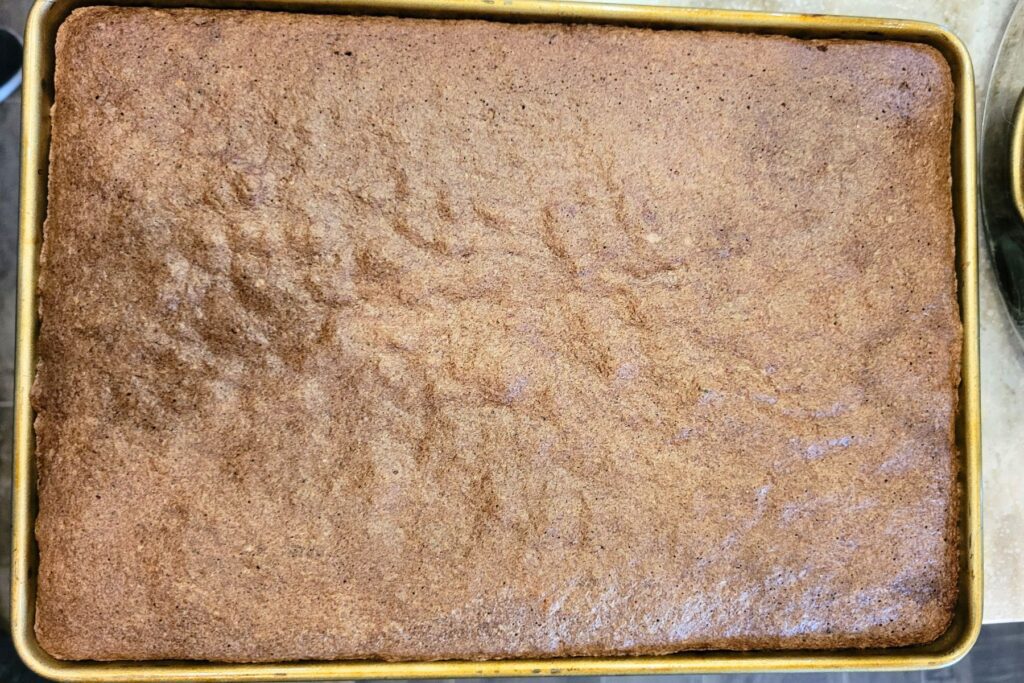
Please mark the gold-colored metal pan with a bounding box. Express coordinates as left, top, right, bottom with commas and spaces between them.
11, 0, 982, 679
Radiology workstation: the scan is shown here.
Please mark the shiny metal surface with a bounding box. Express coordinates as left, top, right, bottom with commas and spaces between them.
1011, 91, 1024, 220
982, 0, 1024, 347
10, 0, 982, 680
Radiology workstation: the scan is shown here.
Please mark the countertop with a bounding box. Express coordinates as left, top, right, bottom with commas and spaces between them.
0, 0, 1020, 629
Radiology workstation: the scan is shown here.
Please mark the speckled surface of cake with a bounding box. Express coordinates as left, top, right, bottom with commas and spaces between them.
33, 6, 960, 662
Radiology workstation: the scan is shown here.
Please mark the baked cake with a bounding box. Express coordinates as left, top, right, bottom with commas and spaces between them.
33, 6, 961, 662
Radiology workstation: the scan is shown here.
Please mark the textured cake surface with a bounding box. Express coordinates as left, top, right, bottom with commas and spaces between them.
34, 7, 960, 662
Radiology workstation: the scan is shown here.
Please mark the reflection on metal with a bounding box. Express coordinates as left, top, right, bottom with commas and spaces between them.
982, 0, 1024, 347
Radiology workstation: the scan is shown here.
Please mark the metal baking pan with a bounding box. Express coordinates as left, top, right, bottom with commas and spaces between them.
11, 0, 982, 679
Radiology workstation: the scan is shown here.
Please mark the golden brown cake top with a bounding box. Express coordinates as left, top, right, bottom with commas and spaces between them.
34, 7, 959, 662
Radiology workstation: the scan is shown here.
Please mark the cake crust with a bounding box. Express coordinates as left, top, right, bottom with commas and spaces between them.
34, 7, 960, 662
